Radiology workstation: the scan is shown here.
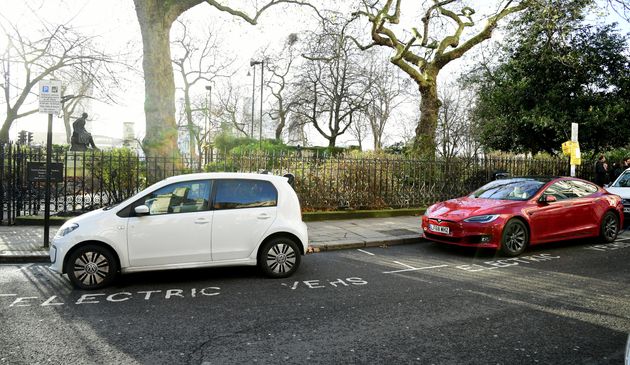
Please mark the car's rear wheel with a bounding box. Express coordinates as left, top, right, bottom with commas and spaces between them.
66, 244, 118, 290
500, 219, 529, 257
600, 211, 619, 243
258, 237, 301, 278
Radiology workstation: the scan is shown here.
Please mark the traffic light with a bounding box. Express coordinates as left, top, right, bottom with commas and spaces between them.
18, 130, 26, 144
27, 132, 33, 145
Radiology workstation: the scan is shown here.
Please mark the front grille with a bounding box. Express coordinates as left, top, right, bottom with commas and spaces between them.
428, 218, 457, 224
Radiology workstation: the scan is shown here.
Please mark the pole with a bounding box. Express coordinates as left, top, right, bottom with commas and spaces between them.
208, 86, 212, 163
43, 113, 53, 248
570, 123, 578, 177
251, 66, 256, 138
259, 61, 263, 148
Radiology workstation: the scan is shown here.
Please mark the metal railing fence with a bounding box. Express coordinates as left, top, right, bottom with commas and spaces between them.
1, 143, 595, 224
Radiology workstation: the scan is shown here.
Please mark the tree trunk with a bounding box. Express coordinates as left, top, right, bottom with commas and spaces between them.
63, 115, 72, 144
0, 113, 16, 142
328, 135, 337, 148
134, 0, 179, 158
414, 83, 441, 158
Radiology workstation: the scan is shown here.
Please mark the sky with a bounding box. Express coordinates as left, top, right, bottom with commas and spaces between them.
1, 0, 628, 149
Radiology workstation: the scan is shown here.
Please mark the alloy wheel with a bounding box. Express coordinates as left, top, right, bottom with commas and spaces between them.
266, 243, 297, 275
603, 214, 618, 241
73, 251, 110, 287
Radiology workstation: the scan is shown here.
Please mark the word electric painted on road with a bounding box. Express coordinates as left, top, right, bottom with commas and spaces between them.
0, 287, 220, 309
455, 253, 561, 273
382, 253, 561, 274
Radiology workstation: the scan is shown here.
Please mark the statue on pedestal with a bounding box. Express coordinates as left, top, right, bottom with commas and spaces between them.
70, 112, 98, 151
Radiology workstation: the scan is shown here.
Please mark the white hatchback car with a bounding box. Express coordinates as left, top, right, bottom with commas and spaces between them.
50, 172, 308, 289
606, 168, 630, 217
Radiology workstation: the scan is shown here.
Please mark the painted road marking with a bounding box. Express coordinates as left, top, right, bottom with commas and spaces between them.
357, 249, 375, 256
383, 264, 449, 274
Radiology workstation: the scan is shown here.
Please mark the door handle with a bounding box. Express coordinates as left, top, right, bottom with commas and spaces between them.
195, 218, 209, 224
257, 213, 271, 220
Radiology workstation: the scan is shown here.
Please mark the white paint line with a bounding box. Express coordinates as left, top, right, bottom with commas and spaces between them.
0, 294, 17, 297
615, 237, 630, 241
383, 265, 449, 274
356, 249, 375, 256
392, 261, 417, 269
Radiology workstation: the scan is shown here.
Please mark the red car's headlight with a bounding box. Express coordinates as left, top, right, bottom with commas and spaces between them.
463, 215, 500, 223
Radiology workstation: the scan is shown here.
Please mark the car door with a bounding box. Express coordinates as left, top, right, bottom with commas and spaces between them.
211, 179, 277, 261
126, 180, 213, 267
528, 182, 574, 242
564, 180, 599, 232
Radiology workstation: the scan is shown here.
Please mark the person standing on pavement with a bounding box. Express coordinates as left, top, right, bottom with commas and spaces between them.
611, 160, 624, 182
594, 154, 608, 187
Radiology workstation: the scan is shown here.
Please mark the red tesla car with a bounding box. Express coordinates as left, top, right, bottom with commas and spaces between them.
421, 177, 624, 256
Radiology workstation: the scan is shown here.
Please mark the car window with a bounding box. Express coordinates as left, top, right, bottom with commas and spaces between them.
143, 180, 211, 215
542, 181, 575, 201
612, 170, 630, 187
567, 180, 599, 197
214, 179, 277, 210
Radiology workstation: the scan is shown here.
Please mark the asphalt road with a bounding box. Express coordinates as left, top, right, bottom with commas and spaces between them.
1, 235, 629, 365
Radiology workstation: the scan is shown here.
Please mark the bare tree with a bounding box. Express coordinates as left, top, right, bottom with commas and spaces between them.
348, 112, 369, 150
0, 21, 120, 142
436, 85, 482, 160
214, 80, 250, 138
363, 54, 409, 151
352, 0, 529, 156
295, 16, 373, 148
171, 19, 232, 168
264, 33, 301, 141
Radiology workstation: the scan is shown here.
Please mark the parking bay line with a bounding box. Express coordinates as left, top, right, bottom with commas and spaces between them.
383, 263, 449, 274
357, 249, 375, 256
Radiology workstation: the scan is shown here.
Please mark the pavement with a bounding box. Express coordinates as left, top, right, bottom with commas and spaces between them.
0, 216, 424, 263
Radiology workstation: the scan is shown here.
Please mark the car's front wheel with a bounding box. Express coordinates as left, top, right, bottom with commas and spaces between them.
500, 219, 529, 257
65, 244, 118, 290
258, 237, 301, 278
600, 211, 619, 243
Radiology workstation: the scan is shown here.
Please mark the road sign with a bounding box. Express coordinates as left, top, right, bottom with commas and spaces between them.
27, 162, 63, 183
39, 80, 62, 114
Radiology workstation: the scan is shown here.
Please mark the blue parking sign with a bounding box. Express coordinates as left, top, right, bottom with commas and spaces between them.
42, 86, 49, 93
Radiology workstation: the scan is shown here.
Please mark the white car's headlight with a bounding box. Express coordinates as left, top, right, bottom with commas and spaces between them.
55, 223, 79, 238
463, 215, 500, 223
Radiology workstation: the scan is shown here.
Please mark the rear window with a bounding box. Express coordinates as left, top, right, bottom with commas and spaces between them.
213, 179, 277, 210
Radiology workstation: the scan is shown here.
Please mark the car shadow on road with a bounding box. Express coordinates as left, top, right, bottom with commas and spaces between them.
111, 265, 262, 288
422, 235, 620, 260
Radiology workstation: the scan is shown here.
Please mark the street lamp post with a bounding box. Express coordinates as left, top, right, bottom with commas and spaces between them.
205, 85, 212, 164
249, 65, 257, 138
250, 59, 263, 147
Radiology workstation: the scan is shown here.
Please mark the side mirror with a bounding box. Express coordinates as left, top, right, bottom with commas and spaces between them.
540, 195, 557, 203
134, 205, 150, 215
604, 184, 609, 188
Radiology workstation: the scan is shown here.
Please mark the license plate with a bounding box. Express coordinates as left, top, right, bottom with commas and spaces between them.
624, 207, 630, 213
429, 224, 450, 234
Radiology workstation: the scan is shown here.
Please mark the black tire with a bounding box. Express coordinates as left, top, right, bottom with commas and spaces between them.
65, 244, 118, 290
500, 219, 529, 257
600, 211, 619, 243
258, 237, 301, 278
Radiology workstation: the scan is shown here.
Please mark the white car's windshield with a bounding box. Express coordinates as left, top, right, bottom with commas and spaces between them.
612, 170, 630, 188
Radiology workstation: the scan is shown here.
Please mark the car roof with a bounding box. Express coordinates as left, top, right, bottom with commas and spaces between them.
496, 176, 556, 183
162, 172, 286, 184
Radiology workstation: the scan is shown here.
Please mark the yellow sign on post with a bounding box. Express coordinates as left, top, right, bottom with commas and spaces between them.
562, 141, 572, 156
562, 140, 581, 165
